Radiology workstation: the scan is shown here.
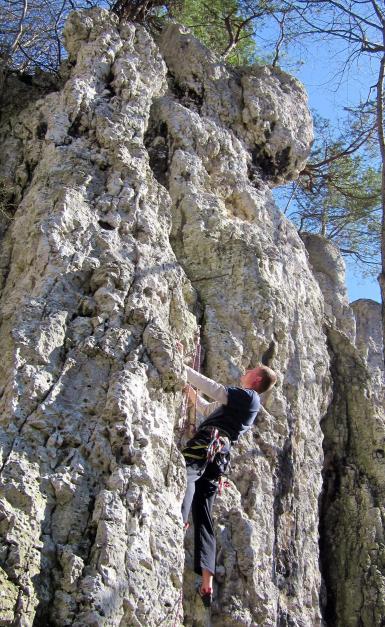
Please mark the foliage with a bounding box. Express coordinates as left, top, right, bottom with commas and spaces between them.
172, 0, 257, 64
0, 1, 111, 74
172, 0, 296, 65
112, 0, 181, 22
286, 0, 385, 299
282, 115, 382, 275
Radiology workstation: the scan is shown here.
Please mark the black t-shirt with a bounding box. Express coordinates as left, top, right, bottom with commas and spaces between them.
198, 386, 261, 443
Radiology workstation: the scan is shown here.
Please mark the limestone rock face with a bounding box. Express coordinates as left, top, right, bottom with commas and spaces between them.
303, 237, 385, 626
159, 23, 313, 185
0, 11, 193, 626
0, 8, 384, 627
301, 232, 356, 340
319, 324, 385, 627
352, 299, 384, 401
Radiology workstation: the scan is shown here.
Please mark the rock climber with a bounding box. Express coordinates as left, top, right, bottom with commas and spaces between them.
181, 362, 277, 607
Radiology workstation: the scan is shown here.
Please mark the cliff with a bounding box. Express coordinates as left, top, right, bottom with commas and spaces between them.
0, 8, 384, 626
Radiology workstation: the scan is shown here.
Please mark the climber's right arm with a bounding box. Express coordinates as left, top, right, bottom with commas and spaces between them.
186, 385, 222, 417
196, 397, 222, 417
185, 366, 228, 404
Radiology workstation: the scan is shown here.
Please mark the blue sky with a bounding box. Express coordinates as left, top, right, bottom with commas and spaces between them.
267, 28, 382, 303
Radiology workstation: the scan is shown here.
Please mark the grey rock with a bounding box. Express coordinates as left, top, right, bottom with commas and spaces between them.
301, 232, 356, 340
352, 298, 384, 394
0, 8, 383, 627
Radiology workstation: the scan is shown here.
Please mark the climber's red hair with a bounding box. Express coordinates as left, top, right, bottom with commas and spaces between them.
241, 365, 277, 393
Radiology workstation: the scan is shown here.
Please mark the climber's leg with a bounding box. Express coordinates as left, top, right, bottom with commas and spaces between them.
191, 475, 218, 576
181, 432, 212, 524
181, 461, 203, 524
201, 568, 213, 591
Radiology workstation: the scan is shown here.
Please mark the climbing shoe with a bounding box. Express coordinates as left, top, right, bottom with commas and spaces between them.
199, 587, 213, 608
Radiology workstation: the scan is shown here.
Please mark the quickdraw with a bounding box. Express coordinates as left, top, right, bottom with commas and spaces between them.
182, 428, 227, 463
182, 427, 230, 485
206, 427, 225, 463
218, 477, 231, 496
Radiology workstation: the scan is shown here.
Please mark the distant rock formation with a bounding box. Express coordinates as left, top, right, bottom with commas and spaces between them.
303, 233, 385, 626
0, 8, 383, 626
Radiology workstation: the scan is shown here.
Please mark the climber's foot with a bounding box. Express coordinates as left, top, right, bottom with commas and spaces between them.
183, 521, 190, 531
199, 587, 213, 608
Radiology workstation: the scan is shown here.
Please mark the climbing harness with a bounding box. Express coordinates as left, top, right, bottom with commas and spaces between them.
182, 426, 231, 481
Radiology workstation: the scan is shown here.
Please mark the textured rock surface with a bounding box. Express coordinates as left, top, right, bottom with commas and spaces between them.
319, 325, 385, 627
303, 235, 385, 626
301, 232, 355, 340
0, 8, 384, 627
154, 24, 330, 626
0, 11, 193, 626
158, 23, 312, 185
352, 299, 385, 405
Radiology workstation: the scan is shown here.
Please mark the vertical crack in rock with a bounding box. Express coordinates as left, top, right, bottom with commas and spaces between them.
144, 115, 170, 190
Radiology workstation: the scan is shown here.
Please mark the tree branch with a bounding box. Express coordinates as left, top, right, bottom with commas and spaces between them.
272, 11, 288, 67
301, 123, 377, 174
